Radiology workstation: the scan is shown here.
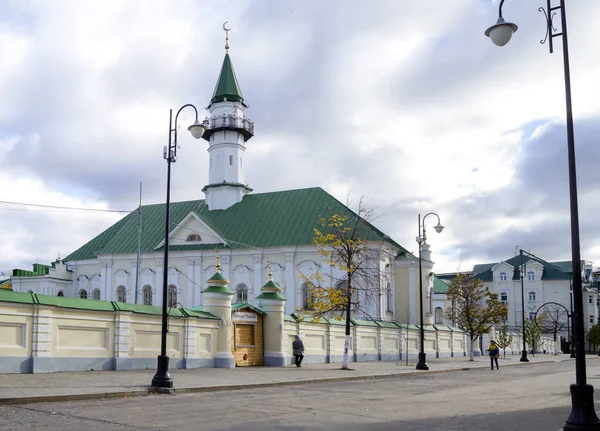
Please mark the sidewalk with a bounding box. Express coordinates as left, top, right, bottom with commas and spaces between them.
0, 354, 588, 405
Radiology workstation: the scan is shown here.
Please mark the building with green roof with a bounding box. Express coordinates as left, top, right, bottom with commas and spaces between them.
8, 29, 439, 328
430, 253, 598, 346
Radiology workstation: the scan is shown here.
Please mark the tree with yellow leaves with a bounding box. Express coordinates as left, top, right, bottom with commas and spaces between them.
302, 198, 387, 370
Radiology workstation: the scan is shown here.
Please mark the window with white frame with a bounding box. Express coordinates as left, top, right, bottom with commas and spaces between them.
528, 291, 536, 301
143, 285, 153, 305
301, 282, 313, 311
434, 307, 444, 324
167, 285, 177, 308
500, 292, 508, 303
589, 295, 593, 304
590, 316, 594, 324
117, 285, 127, 303
500, 272, 507, 281
92, 289, 100, 300
528, 271, 535, 281
236, 284, 248, 303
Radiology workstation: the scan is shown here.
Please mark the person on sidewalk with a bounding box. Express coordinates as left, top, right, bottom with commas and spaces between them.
292, 334, 305, 367
488, 340, 500, 370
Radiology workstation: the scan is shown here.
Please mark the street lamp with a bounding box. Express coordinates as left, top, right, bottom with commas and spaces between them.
416, 212, 444, 371
485, 1, 600, 428
151, 104, 206, 389
519, 249, 529, 362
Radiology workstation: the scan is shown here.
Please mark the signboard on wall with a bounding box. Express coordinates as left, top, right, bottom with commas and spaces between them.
232, 311, 257, 323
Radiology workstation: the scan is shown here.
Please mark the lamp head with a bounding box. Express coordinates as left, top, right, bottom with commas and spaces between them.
188, 119, 206, 139
434, 223, 444, 234
485, 17, 518, 47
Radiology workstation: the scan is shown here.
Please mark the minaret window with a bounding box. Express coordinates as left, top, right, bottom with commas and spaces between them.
229, 155, 233, 166
240, 157, 242, 167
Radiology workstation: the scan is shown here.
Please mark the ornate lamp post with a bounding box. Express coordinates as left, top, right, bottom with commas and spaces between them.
486, 2, 600, 428
151, 105, 206, 389
415, 213, 444, 371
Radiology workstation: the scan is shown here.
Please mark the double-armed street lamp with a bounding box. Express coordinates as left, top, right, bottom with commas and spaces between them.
151, 105, 206, 390
415, 213, 444, 371
485, 1, 600, 428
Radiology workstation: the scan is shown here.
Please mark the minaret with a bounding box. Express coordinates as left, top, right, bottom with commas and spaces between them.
202, 24, 254, 210
202, 251, 235, 368
256, 263, 287, 366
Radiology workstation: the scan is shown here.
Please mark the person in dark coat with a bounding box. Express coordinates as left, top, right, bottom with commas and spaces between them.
292, 335, 305, 367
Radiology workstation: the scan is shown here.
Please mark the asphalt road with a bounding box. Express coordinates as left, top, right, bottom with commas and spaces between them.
0, 361, 595, 431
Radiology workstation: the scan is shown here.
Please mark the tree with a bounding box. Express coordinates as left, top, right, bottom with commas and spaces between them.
302, 198, 385, 370
495, 320, 513, 359
444, 273, 508, 361
535, 303, 569, 355
587, 323, 600, 354
521, 315, 543, 357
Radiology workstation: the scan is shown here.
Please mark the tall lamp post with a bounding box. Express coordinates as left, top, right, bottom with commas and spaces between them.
485, 1, 600, 428
519, 249, 529, 362
415, 212, 444, 371
151, 104, 206, 389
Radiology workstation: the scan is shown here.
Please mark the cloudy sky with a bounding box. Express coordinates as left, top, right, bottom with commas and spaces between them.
0, 0, 599, 276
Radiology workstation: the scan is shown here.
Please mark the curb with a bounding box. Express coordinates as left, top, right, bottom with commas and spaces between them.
0, 359, 559, 407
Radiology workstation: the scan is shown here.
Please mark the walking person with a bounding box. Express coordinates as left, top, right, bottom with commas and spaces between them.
488, 340, 500, 370
292, 334, 304, 367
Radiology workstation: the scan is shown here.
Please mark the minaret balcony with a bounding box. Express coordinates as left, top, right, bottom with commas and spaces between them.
201, 114, 254, 142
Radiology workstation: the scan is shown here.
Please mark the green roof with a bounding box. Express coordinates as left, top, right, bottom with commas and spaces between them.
231, 302, 267, 315
0, 290, 218, 318
65, 187, 409, 262
211, 53, 244, 105
433, 276, 450, 294
0, 290, 36, 304
472, 255, 572, 282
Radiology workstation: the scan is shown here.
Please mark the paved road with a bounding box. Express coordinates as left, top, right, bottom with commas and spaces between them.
0, 361, 595, 431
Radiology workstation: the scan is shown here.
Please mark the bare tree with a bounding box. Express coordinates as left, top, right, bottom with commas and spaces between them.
535, 303, 569, 355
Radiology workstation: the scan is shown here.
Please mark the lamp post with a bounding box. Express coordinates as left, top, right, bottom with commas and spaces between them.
570, 281, 576, 358
519, 249, 529, 362
151, 104, 206, 389
416, 212, 444, 371
485, 1, 600, 428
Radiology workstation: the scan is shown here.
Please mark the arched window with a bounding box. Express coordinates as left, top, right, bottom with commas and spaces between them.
79, 289, 88, 299
26, 290, 34, 294
57, 291, 64, 297
186, 234, 201, 242
528, 291, 536, 301
301, 282, 313, 311
143, 285, 153, 305
434, 307, 444, 324
236, 284, 248, 303
116, 286, 127, 303
92, 289, 101, 300
167, 285, 177, 308
500, 272, 507, 281
386, 282, 393, 312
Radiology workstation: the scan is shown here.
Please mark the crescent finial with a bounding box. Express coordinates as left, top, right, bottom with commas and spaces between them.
223, 22, 231, 52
